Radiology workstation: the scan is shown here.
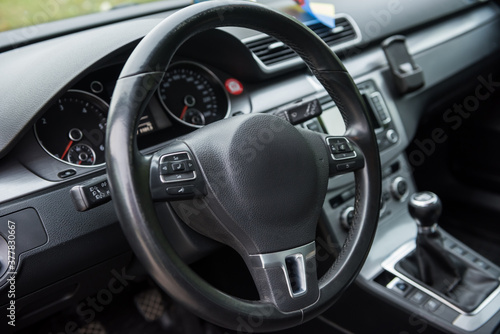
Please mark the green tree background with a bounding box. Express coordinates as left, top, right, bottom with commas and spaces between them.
0, 0, 162, 32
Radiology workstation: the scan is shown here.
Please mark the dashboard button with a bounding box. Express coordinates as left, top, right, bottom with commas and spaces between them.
424, 299, 441, 312
386, 277, 410, 296
390, 176, 409, 201
386, 129, 399, 144
58, 169, 77, 179
452, 245, 467, 256
474, 258, 490, 270
340, 206, 355, 230
408, 290, 427, 305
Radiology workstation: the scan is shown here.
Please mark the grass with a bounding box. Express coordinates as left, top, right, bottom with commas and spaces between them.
0, 0, 162, 32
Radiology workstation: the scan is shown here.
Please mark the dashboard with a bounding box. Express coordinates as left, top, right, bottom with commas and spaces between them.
27, 54, 398, 179
0, 0, 500, 332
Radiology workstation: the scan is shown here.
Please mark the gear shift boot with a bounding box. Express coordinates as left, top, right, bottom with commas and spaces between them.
396, 191, 499, 313
397, 236, 498, 313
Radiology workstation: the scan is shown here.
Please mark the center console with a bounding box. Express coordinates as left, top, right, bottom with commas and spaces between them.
297, 74, 500, 333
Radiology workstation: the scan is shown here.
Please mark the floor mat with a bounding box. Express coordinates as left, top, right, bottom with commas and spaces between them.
77, 321, 107, 334
16, 283, 222, 334
134, 288, 165, 322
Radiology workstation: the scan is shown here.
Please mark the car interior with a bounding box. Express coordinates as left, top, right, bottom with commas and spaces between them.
1, 0, 500, 333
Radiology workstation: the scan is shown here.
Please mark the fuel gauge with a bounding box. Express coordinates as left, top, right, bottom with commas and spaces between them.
67, 144, 96, 166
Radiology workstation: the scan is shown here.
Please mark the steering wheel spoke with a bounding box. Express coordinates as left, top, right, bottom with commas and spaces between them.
325, 136, 365, 176
247, 242, 320, 313
302, 130, 366, 177
149, 143, 206, 201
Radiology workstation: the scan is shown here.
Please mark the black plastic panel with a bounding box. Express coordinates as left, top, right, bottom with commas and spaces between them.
0, 208, 47, 285
0, 177, 129, 306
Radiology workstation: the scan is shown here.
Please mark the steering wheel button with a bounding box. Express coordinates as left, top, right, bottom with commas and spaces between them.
333, 152, 356, 160
329, 138, 348, 146
185, 160, 195, 171
167, 185, 195, 195
171, 162, 185, 171
336, 161, 356, 171
161, 152, 189, 162
161, 171, 196, 183
159, 163, 170, 175
338, 144, 347, 152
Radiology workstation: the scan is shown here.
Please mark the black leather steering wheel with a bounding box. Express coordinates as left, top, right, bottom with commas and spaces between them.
106, 1, 381, 331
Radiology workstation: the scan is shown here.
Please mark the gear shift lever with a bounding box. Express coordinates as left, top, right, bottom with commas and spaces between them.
398, 191, 499, 313
408, 191, 441, 234
406, 191, 460, 288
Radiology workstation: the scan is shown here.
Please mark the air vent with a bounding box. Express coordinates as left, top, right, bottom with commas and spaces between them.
245, 15, 359, 67
245, 35, 297, 66
309, 17, 357, 47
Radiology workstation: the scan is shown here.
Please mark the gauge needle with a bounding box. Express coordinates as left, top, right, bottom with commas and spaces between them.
180, 105, 188, 120
61, 140, 73, 160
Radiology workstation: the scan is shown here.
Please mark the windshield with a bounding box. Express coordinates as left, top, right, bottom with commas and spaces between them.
0, 0, 164, 32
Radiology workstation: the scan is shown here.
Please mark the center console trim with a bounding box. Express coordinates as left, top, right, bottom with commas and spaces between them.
382, 240, 500, 331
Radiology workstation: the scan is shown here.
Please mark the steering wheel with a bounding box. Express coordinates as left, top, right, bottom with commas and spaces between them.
106, 1, 381, 331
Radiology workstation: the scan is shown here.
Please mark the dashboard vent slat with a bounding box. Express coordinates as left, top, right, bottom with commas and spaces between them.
245, 16, 359, 67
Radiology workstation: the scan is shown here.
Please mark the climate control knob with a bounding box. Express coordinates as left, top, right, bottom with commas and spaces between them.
391, 176, 409, 201
386, 129, 399, 144
340, 206, 355, 230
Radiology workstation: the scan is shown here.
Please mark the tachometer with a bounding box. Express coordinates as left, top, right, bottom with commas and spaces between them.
158, 62, 229, 127
35, 90, 108, 167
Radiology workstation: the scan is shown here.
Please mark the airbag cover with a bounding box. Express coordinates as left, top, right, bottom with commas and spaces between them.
182, 113, 328, 254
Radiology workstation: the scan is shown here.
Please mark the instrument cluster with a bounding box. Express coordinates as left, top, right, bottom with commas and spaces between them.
35, 60, 240, 167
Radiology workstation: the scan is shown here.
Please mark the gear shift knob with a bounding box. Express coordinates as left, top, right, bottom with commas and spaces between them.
408, 191, 442, 233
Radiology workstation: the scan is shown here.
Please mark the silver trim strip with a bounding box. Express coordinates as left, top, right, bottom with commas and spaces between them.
326, 137, 358, 161
409, 191, 438, 208
159, 151, 196, 183
390, 176, 409, 202
382, 240, 500, 331
250, 241, 316, 298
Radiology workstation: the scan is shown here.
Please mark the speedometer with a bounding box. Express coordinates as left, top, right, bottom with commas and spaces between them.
158, 62, 229, 127
35, 90, 108, 167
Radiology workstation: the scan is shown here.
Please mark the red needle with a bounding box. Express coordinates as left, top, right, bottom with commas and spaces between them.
179, 105, 188, 120
61, 140, 73, 160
